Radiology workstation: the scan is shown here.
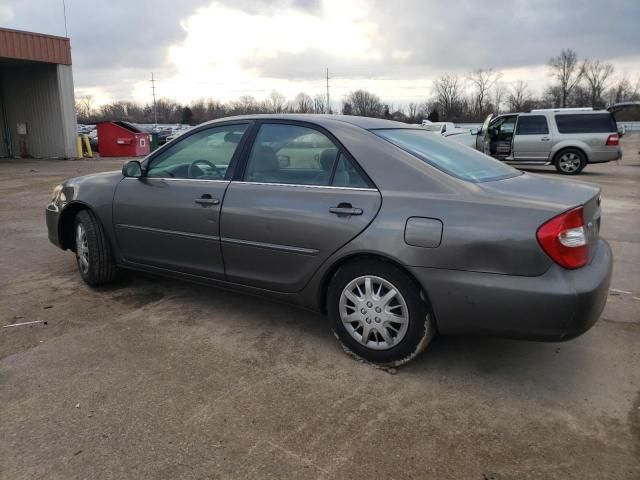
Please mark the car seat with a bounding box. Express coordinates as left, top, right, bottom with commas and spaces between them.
247, 146, 281, 182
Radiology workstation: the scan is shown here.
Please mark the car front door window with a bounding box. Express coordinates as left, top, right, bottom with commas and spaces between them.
146, 124, 248, 180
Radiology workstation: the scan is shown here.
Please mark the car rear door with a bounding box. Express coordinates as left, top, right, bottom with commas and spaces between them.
220, 121, 381, 293
112, 122, 250, 279
512, 114, 552, 161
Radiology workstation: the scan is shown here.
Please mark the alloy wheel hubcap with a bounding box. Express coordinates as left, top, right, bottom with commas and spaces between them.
559, 153, 581, 172
76, 224, 89, 274
339, 275, 409, 350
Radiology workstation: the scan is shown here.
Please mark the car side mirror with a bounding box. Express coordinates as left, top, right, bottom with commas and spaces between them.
122, 160, 142, 178
618, 126, 626, 137
470, 128, 479, 135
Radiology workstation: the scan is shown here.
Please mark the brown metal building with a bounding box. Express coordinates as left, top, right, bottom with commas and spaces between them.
0, 28, 77, 158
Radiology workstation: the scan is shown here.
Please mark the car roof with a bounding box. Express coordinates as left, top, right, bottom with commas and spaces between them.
518, 110, 612, 116
202, 114, 414, 131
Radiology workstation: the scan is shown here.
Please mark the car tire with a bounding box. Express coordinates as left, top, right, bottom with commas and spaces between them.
73, 210, 117, 286
327, 259, 435, 367
555, 148, 586, 175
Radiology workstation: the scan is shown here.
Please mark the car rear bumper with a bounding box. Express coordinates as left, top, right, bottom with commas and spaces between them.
589, 148, 621, 163
408, 239, 613, 341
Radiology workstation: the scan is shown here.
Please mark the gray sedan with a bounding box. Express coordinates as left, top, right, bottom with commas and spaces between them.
46, 115, 613, 366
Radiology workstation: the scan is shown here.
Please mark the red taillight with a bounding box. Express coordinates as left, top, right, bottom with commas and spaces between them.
537, 207, 589, 269
606, 134, 619, 146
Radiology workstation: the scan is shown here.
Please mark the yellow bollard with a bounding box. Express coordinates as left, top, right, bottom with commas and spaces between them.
82, 134, 93, 158
76, 136, 83, 158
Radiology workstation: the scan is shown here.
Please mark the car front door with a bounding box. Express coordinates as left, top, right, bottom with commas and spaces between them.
476, 114, 493, 152
112, 122, 250, 279
512, 115, 552, 161
220, 122, 382, 293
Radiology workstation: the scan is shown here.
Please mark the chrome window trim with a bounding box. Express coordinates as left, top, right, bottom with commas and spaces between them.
123, 177, 230, 184
232, 181, 378, 192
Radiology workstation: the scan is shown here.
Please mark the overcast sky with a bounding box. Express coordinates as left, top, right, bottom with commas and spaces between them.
1, 0, 639, 108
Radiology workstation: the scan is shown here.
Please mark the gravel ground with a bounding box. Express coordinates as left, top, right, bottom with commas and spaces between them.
1, 135, 639, 479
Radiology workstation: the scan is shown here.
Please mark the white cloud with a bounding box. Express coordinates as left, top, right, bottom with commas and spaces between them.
0, 5, 14, 22
154, 0, 383, 102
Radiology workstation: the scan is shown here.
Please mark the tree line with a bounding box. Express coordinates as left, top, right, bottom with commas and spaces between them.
76, 49, 640, 126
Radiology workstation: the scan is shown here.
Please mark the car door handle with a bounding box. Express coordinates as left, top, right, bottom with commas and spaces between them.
194, 195, 220, 206
329, 204, 363, 216
541, 137, 551, 141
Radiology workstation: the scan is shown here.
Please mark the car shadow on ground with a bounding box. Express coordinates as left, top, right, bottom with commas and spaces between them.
113, 270, 590, 393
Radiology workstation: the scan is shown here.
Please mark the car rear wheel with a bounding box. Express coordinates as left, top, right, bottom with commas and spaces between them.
555, 149, 586, 175
74, 210, 116, 286
328, 259, 435, 367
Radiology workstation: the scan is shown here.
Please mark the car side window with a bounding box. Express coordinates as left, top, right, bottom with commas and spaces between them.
498, 117, 517, 134
243, 124, 340, 186
516, 116, 549, 135
331, 154, 369, 188
146, 124, 248, 180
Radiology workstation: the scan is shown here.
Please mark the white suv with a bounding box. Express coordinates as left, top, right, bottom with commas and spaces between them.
473, 108, 622, 174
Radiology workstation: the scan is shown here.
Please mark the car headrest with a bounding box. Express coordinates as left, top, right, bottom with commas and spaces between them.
251, 146, 280, 173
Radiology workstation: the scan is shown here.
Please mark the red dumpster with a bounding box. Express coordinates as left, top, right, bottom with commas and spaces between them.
96, 121, 151, 157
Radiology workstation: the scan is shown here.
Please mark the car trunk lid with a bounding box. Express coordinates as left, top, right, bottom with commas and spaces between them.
478, 172, 601, 262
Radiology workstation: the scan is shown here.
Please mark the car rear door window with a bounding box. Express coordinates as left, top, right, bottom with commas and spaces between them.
516, 116, 549, 135
554, 113, 616, 134
373, 128, 520, 183
243, 124, 340, 186
331, 153, 369, 188
146, 124, 248, 179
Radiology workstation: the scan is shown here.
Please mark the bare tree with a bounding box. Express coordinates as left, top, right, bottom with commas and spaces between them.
231, 95, 261, 115
507, 80, 530, 112
607, 76, 640, 104
468, 68, 501, 115
548, 49, 584, 107
75, 95, 94, 122
492, 81, 507, 114
341, 101, 353, 115
433, 74, 463, 119
292, 92, 314, 113
407, 102, 418, 122
312, 94, 326, 113
343, 90, 382, 117
582, 59, 614, 108
264, 90, 287, 113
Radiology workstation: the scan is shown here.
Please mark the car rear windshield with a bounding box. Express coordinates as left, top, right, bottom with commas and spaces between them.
554, 113, 616, 134
372, 128, 521, 183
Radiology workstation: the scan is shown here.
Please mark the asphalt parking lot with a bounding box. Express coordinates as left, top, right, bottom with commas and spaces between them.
1, 136, 639, 479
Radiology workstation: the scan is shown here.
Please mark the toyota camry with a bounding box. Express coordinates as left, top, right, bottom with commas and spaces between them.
46, 115, 613, 366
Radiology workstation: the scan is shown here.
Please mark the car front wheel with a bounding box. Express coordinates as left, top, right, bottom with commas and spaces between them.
74, 210, 116, 286
328, 259, 435, 367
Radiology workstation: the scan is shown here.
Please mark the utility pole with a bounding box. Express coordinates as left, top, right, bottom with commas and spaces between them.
326, 68, 330, 114
150, 72, 158, 125
61, 0, 68, 37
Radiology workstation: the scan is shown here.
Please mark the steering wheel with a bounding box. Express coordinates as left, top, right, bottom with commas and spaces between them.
188, 159, 222, 179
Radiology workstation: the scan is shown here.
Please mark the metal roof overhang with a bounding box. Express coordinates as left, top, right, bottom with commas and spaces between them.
0, 27, 71, 65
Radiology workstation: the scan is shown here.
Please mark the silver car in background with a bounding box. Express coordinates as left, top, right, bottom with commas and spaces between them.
473, 108, 622, 174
